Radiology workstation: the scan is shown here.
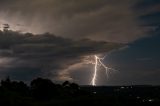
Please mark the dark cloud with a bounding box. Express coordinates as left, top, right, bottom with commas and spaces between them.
0, 0, 158, 43
0, 0, 159, 85
0, 31, 121, 82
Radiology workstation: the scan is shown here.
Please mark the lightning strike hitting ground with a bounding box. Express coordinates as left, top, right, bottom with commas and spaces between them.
91, 55, 117, 86
91, 55, 98, 86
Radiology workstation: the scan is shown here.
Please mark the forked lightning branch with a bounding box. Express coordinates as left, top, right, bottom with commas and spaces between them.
91, 55, 117, 86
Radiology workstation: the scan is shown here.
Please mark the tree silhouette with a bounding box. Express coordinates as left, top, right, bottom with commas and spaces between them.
30, 78, 57, 100
1, 76, 11, 90
62, 81, 70, 88
1, 77, 29, 96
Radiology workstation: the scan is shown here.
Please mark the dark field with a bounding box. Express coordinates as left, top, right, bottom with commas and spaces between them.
0, 77, 160, 106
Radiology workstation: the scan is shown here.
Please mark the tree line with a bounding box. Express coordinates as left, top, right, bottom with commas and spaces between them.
0, 77, 90, 103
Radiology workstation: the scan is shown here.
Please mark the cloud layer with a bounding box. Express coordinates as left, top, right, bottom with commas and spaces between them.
0, 0, 157, 43
0, 31, 120, 83
0, 0, 159, 85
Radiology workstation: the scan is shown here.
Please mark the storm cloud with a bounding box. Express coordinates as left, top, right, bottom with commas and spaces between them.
0, 0, 159, 85
0, 0, 158, 43
0, 31, 120, 83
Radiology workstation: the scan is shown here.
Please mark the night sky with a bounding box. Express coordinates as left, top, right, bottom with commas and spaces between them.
0, 0, 159, 85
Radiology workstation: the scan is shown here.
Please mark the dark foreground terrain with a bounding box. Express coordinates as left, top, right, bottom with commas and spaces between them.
0, 77, 159, 106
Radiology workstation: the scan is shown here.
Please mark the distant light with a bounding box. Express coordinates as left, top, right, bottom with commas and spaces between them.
121, 86, 125, 89
93, 92, 97, 94
148, 99, 154, 102
142, 99, 154, 102
136, 96, 140, 99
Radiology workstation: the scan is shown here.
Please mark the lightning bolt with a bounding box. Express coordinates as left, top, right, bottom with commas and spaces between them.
91, 55, 98, 86
91, 55, 117, 86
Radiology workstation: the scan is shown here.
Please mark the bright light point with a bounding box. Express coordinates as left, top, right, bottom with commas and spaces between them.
90, 55, 117, 86
148, 99, 154, 102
